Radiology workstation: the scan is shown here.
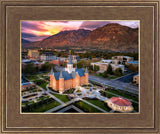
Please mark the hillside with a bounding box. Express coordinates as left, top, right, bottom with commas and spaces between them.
22, 23, 138, 52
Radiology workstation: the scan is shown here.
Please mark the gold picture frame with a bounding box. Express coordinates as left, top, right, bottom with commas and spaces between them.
0, 0, 159, 133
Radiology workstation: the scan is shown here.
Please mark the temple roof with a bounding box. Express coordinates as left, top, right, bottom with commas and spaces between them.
53, 68, 85, 80
110, 97, 132, 106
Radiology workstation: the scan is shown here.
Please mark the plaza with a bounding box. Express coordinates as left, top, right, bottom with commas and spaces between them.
21, 70, 138, 113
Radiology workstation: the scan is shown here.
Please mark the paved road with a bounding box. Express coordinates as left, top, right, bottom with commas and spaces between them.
89, 75, 139, 94
57, 105, 85, 113
115, 72, 138, 83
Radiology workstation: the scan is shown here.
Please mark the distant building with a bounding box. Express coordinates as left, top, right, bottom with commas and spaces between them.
133, 74, 139, 84
107, 97, 133, 112
71, 55, 80, 63
21, 82, 34, 91
112, 56, 134, 64
91, 61, 124, 73
101, 60, 113, 64
40, 52, 56, 61
28, 50, 39, 59
99, 64, 108, 73
49, 59, 65, 66
110, 64, 125, 72
75, 50, 87, 54
127, 61, 139, 67
49, 55, 89, 93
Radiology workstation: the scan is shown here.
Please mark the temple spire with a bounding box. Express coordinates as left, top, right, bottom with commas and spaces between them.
85, 67, 88, 73
50, 66, 54, 75
68, 50, 73, 64
59, 70, 63, 78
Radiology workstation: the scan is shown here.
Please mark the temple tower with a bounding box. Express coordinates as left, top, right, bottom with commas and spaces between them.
59, 70, 64, 93
85, 67, 89, 84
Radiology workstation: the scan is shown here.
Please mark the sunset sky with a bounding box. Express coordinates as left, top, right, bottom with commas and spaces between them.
21, 21, 139, 42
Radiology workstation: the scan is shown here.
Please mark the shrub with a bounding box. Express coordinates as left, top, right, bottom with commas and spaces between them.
114, 68, 123, 76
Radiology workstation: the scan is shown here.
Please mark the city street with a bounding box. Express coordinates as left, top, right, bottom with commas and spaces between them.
89, 75, 139, 94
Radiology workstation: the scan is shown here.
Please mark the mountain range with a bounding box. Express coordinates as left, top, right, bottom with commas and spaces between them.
22, 23, 138, 52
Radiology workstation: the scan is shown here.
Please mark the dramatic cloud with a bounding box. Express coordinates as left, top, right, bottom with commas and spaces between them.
80, 21, 139, 30
79, 21, 110, 30
21, 33, 37, 38
21, 20, 139, 42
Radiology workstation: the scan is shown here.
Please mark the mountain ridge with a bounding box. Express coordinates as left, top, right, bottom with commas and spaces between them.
22, 23, 138, 52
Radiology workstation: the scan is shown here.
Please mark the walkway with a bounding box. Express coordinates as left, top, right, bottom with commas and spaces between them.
81, 99, 107, 113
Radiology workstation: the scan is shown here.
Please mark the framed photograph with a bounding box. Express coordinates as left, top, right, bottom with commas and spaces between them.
0, 0, 159, 133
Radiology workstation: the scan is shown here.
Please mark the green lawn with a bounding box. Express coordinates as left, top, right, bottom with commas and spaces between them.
100, 91, 115, 98
51, 93, 70, 103
33, 79, 49, 90
95, 74, 120, 79
32, 101, 60, 112
22, 101, 34, 106
63, 88, 76, 94
86, 99, 112, 112
37, 95, 50, 101
105, 89, 138, 102
22, 98, 60, 112
132, 102, 139, 112
74, 101, 102, 113
39, 82, 49, 90
25, 75, 39, 81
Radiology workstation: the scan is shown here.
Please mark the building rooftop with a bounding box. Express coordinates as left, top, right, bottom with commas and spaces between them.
128, 61, 139, 64
52, 68, 85, 80
110, 97, 132, 106
21, 82, 34, 86
134, 74, 139, 77
101, 60, 113, 63
123, 56, 132, 59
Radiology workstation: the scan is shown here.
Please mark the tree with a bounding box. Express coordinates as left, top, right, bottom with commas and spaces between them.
89, 65, 93, 71
103, 71, 108, 78
128, 64, 138, 72
107, 64, 113, 75
114, 68, 123, 76
94, 65, 99, 72
39, 62, 52, 72
22, 63, 37, 74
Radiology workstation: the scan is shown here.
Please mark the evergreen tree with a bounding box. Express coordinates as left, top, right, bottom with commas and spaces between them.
107, 64, 113, 75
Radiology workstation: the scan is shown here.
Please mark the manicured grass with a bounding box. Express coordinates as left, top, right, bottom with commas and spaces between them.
39, 82, 49, 89
37, 95, 50, 101
82, 84, 92, 87
51, 93, 70, 103
105, 89, 138, 102
76, 89, 81, 93
95, 74, 120, 79
132, 102, 139, 112
100, 91, 115, 98
86, 99, 112, 112
63, 88, 76, 94
25, 75, 39, 81
33, 79, 49, 90
32, 101, 60, 112
22, 101, 34, 106
74, 101, 102, 113
22, 98, 60, 112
